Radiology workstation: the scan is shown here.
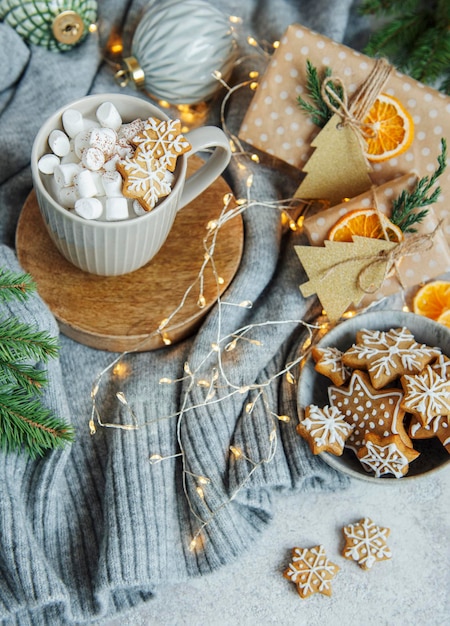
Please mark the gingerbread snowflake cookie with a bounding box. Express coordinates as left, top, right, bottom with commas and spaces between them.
357, 433, 420, 478
312, 346, 351, 386
342, 518, 392, 570
400, 364, 450, 427
342, 327, 440, 389
132, 117, 191, 171
283, 545, 340, 598
297, 404, 354, 455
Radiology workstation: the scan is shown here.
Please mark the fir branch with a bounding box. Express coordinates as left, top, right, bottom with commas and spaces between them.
0, 269, 35, 303
358, 0, 418, 15
363, 13, 425, 63
0, 316, 59, 364
407, 24, 450, 85
0, 386, 74, 459
390, 138, 447, 232
0, 361, 48, 395
297, 60, 343, 127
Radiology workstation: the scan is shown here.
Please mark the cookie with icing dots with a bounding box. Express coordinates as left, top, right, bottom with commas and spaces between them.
297, 404, 354, 455
357, 432, 420, 478
328, 369, 411, 454
312, 346, 351, 386
342, 327, 441, 389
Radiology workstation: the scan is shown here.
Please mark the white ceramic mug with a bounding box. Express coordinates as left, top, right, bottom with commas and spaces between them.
31, 93, 231, 276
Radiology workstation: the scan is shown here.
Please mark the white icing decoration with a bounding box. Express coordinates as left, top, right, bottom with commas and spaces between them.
343, 518, 392, 569
402, 365, 450, 425
345, 328, 440, 382
285, 545, 338, 595
359, 440, 409, 478
328, 371, 404, 452
301, 405, 354, 449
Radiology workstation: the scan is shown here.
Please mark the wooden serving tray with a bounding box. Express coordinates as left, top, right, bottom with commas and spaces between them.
16, 156, 243, 352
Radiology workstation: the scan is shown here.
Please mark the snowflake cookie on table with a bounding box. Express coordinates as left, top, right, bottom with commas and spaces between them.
342, 518, 392, 570
283, 545, 340, 598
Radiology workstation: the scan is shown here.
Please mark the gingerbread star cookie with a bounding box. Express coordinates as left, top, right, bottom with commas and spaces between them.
297, 404, 354, 455
328, 370, 410, 454
342, 518, 391, 570
312, 346, 351, 386
342, 327, 440, 389
283, 545, 340, 598
401, 365, 450, 426
357, 432, 420, 478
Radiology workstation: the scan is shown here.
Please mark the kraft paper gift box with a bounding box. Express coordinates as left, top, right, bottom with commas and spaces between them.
238, 23, 450, 239
301, 174, 450, 305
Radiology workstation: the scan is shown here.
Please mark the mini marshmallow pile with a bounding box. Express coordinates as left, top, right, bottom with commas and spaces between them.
38, 102, 174, 221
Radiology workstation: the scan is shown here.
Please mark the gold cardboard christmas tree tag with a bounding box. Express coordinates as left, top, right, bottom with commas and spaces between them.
295, 236, 397, 321
294, 114, 373, 206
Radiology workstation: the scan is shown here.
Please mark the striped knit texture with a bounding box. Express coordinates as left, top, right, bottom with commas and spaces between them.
0, 0, 357, 622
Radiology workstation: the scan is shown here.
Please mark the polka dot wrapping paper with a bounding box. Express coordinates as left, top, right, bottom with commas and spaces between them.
302, 174, 450, 305
238, 24, 450, 240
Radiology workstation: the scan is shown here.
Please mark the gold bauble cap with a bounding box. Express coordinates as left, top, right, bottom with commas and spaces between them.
52, 11, 85, 46
115, 57, 146, 89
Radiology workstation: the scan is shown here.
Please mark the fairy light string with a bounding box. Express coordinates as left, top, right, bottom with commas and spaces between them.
90, 24, 338, 551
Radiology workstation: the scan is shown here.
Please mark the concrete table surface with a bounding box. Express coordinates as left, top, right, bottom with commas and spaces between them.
108, 464, 450, 626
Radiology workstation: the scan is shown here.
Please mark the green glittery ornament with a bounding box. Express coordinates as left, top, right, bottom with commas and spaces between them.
0, 0, 98, 52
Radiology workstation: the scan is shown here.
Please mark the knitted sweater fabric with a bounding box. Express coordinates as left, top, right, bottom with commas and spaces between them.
0, 1, 369, 623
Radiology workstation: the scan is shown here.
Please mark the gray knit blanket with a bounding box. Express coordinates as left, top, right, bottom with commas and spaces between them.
0, 1, 367, 623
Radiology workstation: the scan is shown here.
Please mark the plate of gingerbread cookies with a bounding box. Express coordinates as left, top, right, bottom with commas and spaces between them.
297, 310, 450, 481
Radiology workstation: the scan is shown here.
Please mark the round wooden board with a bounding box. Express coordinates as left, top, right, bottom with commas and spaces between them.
16, 156, 244, 352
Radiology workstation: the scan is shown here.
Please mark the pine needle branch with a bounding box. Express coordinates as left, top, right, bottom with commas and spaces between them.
0, 269, 36, 303
0, 266, 74, 458
390, 138, 447, 232
297, 60, 343, 127
0, 386, 74, 459
0, 316, 59, 364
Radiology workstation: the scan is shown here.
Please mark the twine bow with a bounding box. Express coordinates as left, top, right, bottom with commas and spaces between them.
320, 58, 393, 158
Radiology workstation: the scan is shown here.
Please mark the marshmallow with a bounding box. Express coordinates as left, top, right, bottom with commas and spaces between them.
133, 199, 147, 216
48, 129, 70, 157
90, 127, 117, 155
57, 185, 78, 209
105, 197, 129, 221
38, 153, 60, 175
102, 171, 123, 197
60, 148, 79, 164
74, 169, 99, 198
96, 102, 122, 132
74, 129, 93, 159
81, 146, 105, 171
53, 162, 81, 187
62, 108, 84, 138
74, 197, 103, 220
118, 119, 145, 141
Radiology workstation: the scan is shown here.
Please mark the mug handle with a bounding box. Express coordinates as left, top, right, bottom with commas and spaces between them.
179, 126, 231, 209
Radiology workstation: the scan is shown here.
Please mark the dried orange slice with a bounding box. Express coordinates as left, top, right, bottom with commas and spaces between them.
363, 93, 414, 162
327, 208, 404, 243
413, 281, 450, 321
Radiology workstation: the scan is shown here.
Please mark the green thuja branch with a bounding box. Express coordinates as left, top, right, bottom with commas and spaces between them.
297, 60, 344, 127
390, 138, 447, 232
359, 0, 450, 94
0, 268, 74, 458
